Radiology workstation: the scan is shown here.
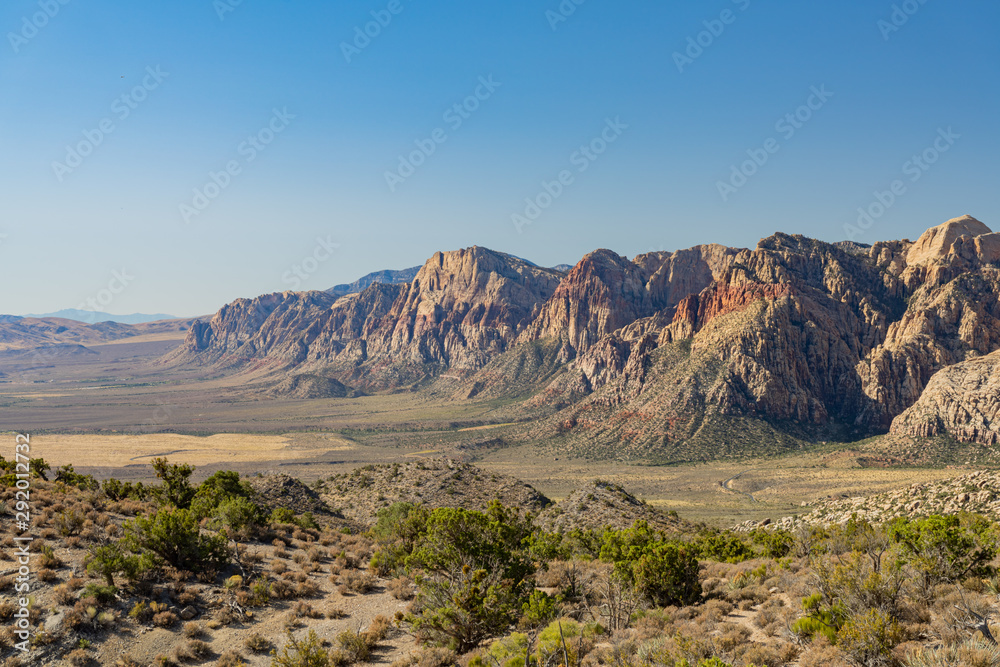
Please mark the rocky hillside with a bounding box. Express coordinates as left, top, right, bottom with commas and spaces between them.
0, 315, 196, 351
319, 459, 552, 525
536, 480, 686, 534
890, 350, 1000, 445
169, 215, 1000, 460
735, 470, 1000, 532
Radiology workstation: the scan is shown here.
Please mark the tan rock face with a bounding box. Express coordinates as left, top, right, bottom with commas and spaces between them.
890, 350, 1000, 445
519, 249, 654, 358
364, 247, 563, 371
905, 215, 992, 266
172, 215, 1000, 454
174, 290, 339, 366
173, 248, 563, 385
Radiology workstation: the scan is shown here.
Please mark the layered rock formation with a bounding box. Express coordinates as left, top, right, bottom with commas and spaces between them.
170, 214, 1000, 457
171, 247, 563, 386
890, 350, 1000, 445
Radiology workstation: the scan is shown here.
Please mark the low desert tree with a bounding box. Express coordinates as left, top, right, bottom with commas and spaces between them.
87, 541, 156, 587
401, 502, 536, 653
888, 513, 997, 594
369, 502, 429, 576
189, 470, 265, 533
151, 457, 196, 509
123, 507, 230, 574
102, 478, 150, 501
54, 464, 99, 490
599, 521, 701, 607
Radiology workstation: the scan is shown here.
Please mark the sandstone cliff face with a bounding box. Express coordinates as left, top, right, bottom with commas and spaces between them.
174, 291, 339, 367
638, 243, 737, 311
856, 216, 1000, 428
890, 350, 1000, 445
173, 248, 562, 385
363, 247, 563, 371
519, 249, 652, 359
520, 244, 735, 361
171, 215, 1000, 454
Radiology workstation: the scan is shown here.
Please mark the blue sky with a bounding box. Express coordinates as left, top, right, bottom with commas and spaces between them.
1, 0, 998, 316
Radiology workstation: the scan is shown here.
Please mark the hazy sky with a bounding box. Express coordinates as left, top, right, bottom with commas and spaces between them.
2, 1, 998, 317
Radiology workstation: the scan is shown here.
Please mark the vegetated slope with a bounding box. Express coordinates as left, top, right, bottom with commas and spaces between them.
266, 373, 352, 399
170, 215, 1000, 462
319, 458, 551, 525
245, 472, 354, 525
741, 469, 1000, 532
536, 479, 687, 533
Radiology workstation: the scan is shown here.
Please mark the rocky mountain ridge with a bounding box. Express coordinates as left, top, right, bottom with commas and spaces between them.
169, 215, 1000, 459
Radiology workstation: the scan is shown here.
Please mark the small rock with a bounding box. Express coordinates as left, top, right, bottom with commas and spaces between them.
180, 606, 198, 620
44, 611, 64, 634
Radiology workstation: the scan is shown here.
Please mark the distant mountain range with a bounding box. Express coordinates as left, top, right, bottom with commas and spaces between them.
167, 216, 1000, 461
325, 263, 573, 298
326, 267, 421, 297
23, 309, 177, 325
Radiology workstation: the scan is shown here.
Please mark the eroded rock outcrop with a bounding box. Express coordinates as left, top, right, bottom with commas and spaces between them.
890, 350, 1000, 445
169, 214, 1000, 456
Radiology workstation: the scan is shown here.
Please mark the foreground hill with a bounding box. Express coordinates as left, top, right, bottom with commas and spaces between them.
536, 479, 688, 533
166, 215, 1000, 461
735, 469, 1000, 533
319, 458, 552, 525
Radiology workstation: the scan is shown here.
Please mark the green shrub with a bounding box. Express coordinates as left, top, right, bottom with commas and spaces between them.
102, 479, 150, 502
600, 521, 701, 607
82, 583, 117, 605
151, 458, 196, 509
791, 593, 843, 643
402, 502, 536, 653
271, 629, 332, 666
87, 542, 156, 586
889, 513, 996, 593
55, 465, 99, 491
693, 532, 755, 563
369, 502, 428, 576
749, 528, 794, 559
836, 608, 905, 667
520, 590, 557, 628
123, 507, 229, 574
536, 619, 597, 666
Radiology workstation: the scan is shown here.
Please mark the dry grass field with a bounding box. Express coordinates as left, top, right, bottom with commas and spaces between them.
0, 333, 979, 528
15, 429, 967, 528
